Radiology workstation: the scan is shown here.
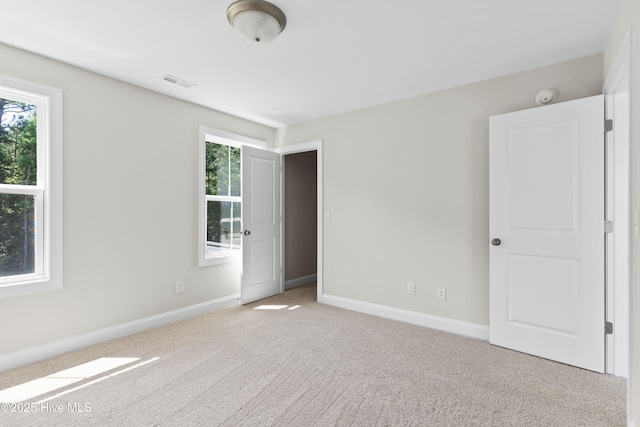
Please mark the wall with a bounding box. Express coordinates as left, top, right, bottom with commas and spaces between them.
0, 43, 274, 357
276, 54, 603, 327
284, 151, 317, 284
604, 0, 639, 423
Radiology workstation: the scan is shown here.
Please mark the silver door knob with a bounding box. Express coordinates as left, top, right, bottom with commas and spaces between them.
244, 230, 251, 236
491, 238, 501, 246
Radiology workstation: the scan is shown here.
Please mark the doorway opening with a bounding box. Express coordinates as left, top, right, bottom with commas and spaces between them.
277, 141, 323, 303
283, 151, 317, 296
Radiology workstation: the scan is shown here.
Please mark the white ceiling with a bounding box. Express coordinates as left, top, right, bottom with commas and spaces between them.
0, 0, 621, 128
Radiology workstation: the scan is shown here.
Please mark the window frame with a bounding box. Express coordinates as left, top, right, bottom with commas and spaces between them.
198, 126, 265, 267
0, 75, 63, 297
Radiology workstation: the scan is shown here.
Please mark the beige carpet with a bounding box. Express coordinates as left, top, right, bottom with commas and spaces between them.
0, 284, 627, 426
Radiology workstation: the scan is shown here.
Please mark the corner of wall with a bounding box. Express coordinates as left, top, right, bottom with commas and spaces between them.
273, 126, 288, 149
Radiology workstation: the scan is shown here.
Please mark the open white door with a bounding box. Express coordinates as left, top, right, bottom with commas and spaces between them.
489, 95, 605, 373
241, 146, 281, 304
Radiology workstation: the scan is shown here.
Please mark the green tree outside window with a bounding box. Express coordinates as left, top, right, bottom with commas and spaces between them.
0, 98, 38, 277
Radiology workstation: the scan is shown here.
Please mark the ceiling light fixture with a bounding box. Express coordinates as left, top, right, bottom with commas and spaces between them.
226, 0, 286, 44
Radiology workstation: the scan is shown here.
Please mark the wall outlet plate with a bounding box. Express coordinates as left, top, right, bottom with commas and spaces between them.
407, 282, 415, 296
436, 287, 446, 301
175, 281, 185, 294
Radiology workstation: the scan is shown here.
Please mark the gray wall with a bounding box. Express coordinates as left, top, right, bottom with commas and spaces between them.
604, 0, 639, 422
276, 54, 603, 327
284, 151, 317, 284
0, 42, 274, 355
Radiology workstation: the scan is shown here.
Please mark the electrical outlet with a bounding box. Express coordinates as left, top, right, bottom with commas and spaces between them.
175, 281, 185, 294
436, 287, 446, 301
407, 282, 415, 296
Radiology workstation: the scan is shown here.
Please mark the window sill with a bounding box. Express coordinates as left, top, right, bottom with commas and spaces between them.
199, 253, 241, 267
0, 278, 62, 298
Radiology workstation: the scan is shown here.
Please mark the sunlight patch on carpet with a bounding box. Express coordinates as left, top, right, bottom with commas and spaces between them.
253, 304, 304, 310
254, 305, 289, 310
0, 357, 157, 403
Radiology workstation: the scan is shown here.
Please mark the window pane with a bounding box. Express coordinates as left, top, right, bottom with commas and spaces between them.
230, 146, 241, 197
205, 143, 229, 196
206, 200, 241, 254
0, 193, 35, 277
0, 98, 37, 186
232, 219, 242, 248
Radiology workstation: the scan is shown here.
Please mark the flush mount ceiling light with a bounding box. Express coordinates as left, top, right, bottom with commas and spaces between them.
227, 0, 286, 44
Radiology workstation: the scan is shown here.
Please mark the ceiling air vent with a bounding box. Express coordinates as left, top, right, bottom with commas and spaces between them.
162, 74, 196, 89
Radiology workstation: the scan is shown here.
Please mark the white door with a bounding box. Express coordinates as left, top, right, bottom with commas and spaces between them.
489, 95, 605, 373
241, 146, 281, 304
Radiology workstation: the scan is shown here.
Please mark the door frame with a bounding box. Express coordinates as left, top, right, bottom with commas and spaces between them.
275, 141, 324, 302
603, 28, 632, 378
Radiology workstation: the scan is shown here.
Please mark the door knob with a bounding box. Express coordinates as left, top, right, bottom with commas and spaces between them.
244, 230, 251, 236
491, 238, 501, 246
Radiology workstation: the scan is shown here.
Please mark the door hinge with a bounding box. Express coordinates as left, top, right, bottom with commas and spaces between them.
605, 119, 613, 132
604, 220, 614, 233
605, 321, 614, 335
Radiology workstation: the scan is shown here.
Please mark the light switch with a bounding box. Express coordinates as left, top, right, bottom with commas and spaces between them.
634, 211, 640, 237
324, 211, 331, 222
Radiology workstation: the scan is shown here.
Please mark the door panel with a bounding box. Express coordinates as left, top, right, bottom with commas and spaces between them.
250, 157, 276, 224
250, 239, 275, 284
508, 255, 579, 334
241, 146, 281, 304
507, 121, 578, 231
489, 95, 605, 373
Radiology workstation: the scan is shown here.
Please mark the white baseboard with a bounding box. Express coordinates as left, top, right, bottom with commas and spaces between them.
0, 294, 240, 373
285, 274, 317, 290
322, 294, 489, 341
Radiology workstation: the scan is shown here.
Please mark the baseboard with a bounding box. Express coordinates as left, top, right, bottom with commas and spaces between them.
322, 294, 489, 341
0, 294, 240, 373
285, 274, 317, 290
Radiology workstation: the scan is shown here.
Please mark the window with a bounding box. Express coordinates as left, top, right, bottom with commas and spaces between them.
198, 127, 265, 266
205, 143, 242, 256
0, 75, 62, 297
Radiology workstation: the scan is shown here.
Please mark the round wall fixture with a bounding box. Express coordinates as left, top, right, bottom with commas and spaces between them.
227, 0, 286, 44
535, 89, 557, 105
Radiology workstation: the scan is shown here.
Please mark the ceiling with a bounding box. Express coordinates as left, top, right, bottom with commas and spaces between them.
0, 0, 621, 128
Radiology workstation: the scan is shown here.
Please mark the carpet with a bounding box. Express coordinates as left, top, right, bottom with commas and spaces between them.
0, 284, 627, 426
